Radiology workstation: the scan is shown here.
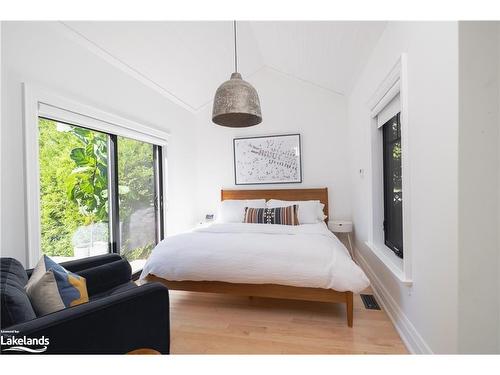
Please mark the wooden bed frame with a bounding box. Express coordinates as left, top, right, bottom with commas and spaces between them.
144, 187, 354, 327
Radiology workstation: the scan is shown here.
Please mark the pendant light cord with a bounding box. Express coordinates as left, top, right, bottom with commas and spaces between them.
233, 20, 238, 73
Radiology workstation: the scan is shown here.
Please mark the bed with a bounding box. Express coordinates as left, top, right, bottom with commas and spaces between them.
141, 188, 369, 327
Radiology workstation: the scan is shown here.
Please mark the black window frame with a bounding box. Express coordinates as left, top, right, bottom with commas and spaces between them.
38, 117, 165, 274
382, 112, 404, 258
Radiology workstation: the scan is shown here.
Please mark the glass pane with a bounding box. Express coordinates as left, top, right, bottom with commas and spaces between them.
391, 117, 400, 140
389, 139, 403, 249
383, 113, 403, 258
38, 118, 109, 263
117, 136, 156, 273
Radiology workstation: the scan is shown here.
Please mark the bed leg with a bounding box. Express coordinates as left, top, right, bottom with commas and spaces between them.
346, 292, 353, 327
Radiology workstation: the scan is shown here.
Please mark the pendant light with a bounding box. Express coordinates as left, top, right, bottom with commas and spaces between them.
212, 21, 262, 127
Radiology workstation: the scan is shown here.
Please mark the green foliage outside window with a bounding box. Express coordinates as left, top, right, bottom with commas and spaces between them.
39, 119, 89, 257
39, 118, 156, 259
65, 126, 109, 223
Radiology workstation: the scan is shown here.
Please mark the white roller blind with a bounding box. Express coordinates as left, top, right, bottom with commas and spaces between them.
370, 79, 401, 128
376, 93, 400, 128
38, 102, 168, 146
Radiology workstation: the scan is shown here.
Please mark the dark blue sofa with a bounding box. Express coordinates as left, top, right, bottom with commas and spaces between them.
0, 254, 170, 354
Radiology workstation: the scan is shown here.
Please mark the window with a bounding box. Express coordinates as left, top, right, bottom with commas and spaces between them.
39, 119, 110, 261
37, 117, 164, 274
382, 113, 403, 258
25, 86, 169, 270
366, 54, 411, 283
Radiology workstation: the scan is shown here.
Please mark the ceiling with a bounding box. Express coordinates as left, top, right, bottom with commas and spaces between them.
64, 21, 386, 112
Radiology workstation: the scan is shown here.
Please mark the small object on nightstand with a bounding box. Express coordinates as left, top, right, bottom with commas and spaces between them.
198, 213, 215, 226
328, 220, 354, 259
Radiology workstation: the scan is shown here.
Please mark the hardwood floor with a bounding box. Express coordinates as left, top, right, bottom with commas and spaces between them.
169, 287, 408, 354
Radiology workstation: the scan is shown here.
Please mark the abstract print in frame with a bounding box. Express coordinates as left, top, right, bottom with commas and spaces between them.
233, 134, 302, 185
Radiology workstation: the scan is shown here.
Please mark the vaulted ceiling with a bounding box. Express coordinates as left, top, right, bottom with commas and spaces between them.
64, 21, 386, 112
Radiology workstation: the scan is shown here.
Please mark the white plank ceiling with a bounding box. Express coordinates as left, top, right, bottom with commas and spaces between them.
65, 21, 386, 112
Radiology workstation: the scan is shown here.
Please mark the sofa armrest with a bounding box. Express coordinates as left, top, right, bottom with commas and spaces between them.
5, 283, 170, 354
59, 253, 123, 273
26, 254, 123, 278
77, 259, 132, 296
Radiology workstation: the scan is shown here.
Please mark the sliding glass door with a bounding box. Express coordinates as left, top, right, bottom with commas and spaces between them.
117, 136, 159, 272
38, 117, 164, 273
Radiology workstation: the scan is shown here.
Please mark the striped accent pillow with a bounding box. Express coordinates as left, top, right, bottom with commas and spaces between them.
244, 205, 299, 225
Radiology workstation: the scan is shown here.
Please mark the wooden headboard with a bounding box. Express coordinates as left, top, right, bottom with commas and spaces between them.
221, 188, 329, 222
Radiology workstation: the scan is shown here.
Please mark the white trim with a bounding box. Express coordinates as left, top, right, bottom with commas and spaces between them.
368, 57, 402, 110
0, 21, 2, 256
161, 149, 169, 234
400, 53, 412, 281
23, 83, 169, 267
24, 85, 42, 267
365, 241, 412, 286
355, 248, 433, 354
366, 53, 412, 282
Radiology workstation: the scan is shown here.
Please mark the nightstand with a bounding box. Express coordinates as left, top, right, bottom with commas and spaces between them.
328, 220, 354, 259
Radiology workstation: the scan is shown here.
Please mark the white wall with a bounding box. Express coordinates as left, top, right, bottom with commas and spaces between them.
193, 66, 351, 223
0, 22, 197, 266
457, 21, 500, 354
348, 22, 460, 353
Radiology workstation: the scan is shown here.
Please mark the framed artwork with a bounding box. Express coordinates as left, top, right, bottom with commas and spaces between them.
233, 134, 302, 185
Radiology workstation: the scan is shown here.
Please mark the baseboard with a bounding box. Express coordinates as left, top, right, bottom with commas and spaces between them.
355, 249, 433, 354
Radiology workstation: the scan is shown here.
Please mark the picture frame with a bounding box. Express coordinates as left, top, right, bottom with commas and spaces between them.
233, 134, 302, 185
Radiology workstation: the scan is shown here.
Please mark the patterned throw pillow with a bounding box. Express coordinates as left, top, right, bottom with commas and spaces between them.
25, 255, 89, 316
244, 205, 299, 225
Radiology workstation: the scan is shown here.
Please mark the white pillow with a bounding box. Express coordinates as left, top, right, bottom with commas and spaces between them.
266, 199, 326, 224
217, 199, 266, 223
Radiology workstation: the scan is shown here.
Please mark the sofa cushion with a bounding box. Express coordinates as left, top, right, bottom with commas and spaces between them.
0, 258, 37, 329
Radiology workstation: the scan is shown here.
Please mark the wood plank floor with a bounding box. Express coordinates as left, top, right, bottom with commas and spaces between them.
169, 287, 408, 354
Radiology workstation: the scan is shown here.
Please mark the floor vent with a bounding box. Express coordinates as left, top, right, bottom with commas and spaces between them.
360, 294, 381, 310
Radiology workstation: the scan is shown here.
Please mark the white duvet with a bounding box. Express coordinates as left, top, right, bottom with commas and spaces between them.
140, 222, 370, 293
